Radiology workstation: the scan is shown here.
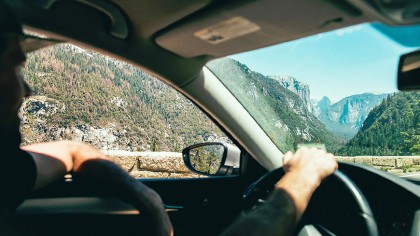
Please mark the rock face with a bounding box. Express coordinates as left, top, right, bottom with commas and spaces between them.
269, 75, 313, 112
312, 96, 331, 117
20, 96, 135, 150
312, 93, 388, 139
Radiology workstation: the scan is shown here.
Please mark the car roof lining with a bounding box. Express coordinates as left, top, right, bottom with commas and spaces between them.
12, 0, 373, 87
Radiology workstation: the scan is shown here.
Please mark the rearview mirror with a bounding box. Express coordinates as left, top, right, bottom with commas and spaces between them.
182, 142, 240, 176
398, 50, 420, 90
348, 0, 420, 25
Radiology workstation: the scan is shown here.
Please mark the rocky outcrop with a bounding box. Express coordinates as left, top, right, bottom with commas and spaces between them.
270, 75, 313, 112
20, 97, 137, 150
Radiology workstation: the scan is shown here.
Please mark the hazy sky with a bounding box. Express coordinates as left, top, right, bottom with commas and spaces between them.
230, 23, 420, 102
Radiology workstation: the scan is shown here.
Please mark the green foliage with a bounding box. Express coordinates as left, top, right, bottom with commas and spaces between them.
380, 166, 390, 172
338, 92, 420, 156
402, 165, 410, 173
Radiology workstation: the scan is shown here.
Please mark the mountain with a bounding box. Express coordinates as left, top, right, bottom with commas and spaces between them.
338, 92, 420, 156
207, 58, 344, 152
268, 75, 313, 112
20, 44, 229, 151
20, 45, 344, 153
313, 93, 388, 139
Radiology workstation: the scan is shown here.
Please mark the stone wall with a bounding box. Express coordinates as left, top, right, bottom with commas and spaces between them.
105, 150, 202, 178
336, 156, 420, 173
105, 150, 420, 178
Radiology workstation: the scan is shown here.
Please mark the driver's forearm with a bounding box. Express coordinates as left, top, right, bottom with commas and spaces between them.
220, 170, 321, 236
220, 189, 298, 236
275, 171, 321, 219
22, 141, 76, 172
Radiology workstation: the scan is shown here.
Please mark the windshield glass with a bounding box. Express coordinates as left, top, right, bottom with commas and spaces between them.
207, 22, 420, 176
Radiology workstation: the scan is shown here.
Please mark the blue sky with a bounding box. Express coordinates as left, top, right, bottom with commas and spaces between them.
230, 23, 420, 102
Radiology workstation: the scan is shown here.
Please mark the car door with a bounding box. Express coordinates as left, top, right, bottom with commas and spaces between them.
16, 167, 249, 236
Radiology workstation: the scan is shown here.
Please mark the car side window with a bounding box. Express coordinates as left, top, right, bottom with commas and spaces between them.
20, 43, 232, 178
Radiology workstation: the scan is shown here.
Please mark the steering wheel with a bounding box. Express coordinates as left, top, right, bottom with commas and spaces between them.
242, 168, 379, 236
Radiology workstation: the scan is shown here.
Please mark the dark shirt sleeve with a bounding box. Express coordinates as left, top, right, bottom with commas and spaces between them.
0, 148, 37, 211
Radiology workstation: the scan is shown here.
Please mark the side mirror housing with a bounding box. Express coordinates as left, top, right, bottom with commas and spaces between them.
398, 50, 420, 91
182, 142, 240, 176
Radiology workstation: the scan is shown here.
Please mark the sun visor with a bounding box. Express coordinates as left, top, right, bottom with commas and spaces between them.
155, 0, 368, 58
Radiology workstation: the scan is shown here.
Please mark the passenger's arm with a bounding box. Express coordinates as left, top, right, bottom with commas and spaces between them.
22, 141, 173, 236
220, 147, 337, 236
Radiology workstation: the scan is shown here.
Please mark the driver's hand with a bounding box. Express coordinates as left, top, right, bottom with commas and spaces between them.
282, 147, 338, 182
274, 147, 338, 218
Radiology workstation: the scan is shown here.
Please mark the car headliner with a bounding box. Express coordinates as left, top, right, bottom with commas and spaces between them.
10, 0, 375, 87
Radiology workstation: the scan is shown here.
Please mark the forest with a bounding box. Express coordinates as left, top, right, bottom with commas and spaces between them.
339, 92, 420, 156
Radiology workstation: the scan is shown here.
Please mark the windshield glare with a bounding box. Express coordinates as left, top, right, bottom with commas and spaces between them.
207, 22, 420, 176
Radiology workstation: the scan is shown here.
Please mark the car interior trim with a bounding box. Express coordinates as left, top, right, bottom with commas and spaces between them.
77, 0, 129, 39
410, 209, 420, 236
29, 0, 129, 39
341, 163, 420, 198
17, 197, 182, 215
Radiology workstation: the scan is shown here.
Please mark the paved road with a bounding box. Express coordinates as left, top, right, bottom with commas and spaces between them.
397, 172, 420, 181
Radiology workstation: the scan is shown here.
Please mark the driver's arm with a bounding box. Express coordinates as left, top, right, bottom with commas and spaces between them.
220, 147, 338, 236
22, 141, 173, 236
23, 141, 108, 190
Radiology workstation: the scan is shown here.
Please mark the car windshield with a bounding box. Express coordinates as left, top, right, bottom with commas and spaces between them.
207, 22, 420, 176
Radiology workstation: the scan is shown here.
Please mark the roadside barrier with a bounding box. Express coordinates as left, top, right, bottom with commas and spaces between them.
106, 151, 420, 178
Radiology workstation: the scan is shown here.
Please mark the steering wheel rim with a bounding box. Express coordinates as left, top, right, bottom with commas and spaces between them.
242, 168, 379, 236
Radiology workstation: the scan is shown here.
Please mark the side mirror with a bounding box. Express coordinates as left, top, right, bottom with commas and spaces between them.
398, 50, 420, 91
182, 142, 241, 176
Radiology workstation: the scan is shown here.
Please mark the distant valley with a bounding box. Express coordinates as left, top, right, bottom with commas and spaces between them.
312, 93, 388, 139
264, 73, 388, 140
268, 71, 418, 156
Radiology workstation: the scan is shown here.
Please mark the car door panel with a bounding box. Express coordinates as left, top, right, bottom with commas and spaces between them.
13, 176, 246, 236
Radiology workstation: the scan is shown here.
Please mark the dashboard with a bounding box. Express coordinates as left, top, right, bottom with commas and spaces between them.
339, 163, 420, 236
